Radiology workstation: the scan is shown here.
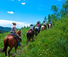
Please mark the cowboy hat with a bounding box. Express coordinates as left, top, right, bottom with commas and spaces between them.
12, 22, 16, 25
30, 24, 33, 26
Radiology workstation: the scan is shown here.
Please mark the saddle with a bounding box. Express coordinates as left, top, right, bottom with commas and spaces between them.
49, 24, 51, 27
8, 33, 18, 39
35, 27, 39, 29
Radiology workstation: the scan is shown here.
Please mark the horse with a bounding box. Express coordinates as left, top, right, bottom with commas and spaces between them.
47, 23, 52, 29
41, 25, 46, 31
27, 27, 35, 42
1, 30, 21, 57
34, 24, 41, 36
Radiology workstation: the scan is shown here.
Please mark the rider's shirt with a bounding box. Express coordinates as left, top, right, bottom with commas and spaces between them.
30, 26, 33, 30
37, 24, 39, 27
49, 21, 51, 24
43, 23, 45, 25
11, 25, 16, 33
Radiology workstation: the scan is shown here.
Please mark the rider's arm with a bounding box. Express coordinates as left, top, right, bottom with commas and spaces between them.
13, 27, 16, 33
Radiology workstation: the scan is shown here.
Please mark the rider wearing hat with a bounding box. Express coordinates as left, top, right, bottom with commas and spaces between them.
11, 22, 21, 46
49, 20, 52, 26
30, 24, 33, 30
43, 21, 47, 29
37, 21, 40, 27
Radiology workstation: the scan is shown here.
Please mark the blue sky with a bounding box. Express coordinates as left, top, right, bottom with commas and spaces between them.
0, 0, 62, 28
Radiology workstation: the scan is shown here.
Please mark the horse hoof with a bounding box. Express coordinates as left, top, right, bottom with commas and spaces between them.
5, 54, 7, 56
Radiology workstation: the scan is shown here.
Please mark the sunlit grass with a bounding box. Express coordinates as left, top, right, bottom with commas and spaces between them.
0, 16, 68, 57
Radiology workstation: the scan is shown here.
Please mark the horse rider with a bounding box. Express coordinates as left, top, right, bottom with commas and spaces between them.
30, 24, 33, 31
37, 21, 40, 27
36, 21, 41, 32
49, 20, 52, 26
43, 21, 47, 29
11, 22, 21, 46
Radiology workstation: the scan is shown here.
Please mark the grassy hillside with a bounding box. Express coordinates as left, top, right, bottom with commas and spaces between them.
0, 16, 68, 57
0, 27, 30, 57
19, 16, 68, 57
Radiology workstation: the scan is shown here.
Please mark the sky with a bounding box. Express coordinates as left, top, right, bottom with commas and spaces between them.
0, 0, 63, 28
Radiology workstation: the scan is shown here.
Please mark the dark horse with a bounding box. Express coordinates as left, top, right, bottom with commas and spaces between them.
27, 27, 35, 42
1, 30, 21, 57
34, 24, 41, 36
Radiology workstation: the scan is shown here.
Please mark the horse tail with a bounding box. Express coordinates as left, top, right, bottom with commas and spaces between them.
2, 38, 8, 52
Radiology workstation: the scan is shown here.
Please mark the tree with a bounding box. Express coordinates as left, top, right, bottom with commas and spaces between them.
51, 5, 58, 17
61, 9, 66, 17
62, 0, 68, 14
48, 14, 51, 21
50, 14, 57, 21
44, 16, 47, 22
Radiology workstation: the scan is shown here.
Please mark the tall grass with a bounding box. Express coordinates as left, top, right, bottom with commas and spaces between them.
0, 16, 68, 57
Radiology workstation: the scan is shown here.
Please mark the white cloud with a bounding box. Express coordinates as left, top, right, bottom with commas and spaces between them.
23, 0, 25, 1
21, 2, 26, 5
58, 0, 61, 1
0, 20, 30, 28
11, 0, 14, 1
18, 0, 20, 1
7, 11, 14, 14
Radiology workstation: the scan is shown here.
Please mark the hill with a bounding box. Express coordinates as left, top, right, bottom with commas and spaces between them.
0, 16, 68, 57
18, 16, 68, 57
0, 26, 11, 33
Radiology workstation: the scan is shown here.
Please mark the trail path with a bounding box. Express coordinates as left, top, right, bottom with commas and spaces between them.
11, 37, 36, 57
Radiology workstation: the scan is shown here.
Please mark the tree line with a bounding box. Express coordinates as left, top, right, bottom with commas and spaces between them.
44, 0, 68, 23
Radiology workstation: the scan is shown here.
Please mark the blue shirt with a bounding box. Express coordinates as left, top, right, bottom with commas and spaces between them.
49, 21, 51, 24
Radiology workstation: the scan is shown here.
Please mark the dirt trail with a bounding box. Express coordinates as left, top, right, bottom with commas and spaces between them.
11, 37, 36, 57
11, 40, 32, 57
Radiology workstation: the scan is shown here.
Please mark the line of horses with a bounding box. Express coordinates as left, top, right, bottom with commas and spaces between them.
0, 23, 52, 57
27, 23, 52, 42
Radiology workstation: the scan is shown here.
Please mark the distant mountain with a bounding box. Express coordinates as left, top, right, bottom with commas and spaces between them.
0, 26, 11, 33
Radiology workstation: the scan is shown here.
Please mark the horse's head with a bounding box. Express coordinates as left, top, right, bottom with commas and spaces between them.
16, 30, 21, 37
33, 26, 35, 31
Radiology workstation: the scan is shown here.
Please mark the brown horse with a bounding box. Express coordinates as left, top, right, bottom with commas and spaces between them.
1, 30, 21, 57
41, 25, 46, 31
27, 27, 35, 42
47, 23, 52, 29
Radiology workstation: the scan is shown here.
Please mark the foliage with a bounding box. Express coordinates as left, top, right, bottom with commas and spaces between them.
18, 15, 68, 57
62, 0, 68, 13
0, 16, 68, 57
51, 5, 58, 16
0, 0, 68, 57
0, 26, 11, 33
44, 16, 47, 22
48, 14, 51, 21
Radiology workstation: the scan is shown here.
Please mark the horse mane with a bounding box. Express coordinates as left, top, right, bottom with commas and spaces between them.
16, 30, 21, 36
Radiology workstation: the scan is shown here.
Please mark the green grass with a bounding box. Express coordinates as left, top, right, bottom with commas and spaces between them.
18, 16, 68, 57
0, 16, 68, 57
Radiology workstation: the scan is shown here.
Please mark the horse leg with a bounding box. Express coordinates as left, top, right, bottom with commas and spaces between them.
38, 29, 39, 33
35, 29, 37, 36
5, 48, 7, 56
35, 31, 37, 36
32, 36, 34, 41
8, 47, 13, 57
48, 25, 49, 29
51, 24, 52, 28
29, 37, 30, 41
27, 37, 29, 42
15, 46, 18, 53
